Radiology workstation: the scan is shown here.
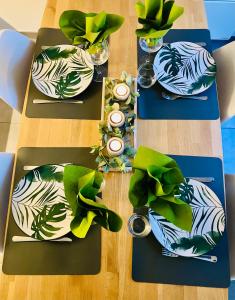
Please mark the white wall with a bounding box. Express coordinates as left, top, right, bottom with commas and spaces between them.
0, 0, 46, 32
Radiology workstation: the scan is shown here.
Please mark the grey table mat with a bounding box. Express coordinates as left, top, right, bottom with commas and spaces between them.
132, 155, 230, 287
26, 28, 107, 119
137, 29, 220, 120
2, 147, 101, 275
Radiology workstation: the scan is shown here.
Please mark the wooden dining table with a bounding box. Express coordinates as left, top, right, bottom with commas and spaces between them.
0, 0, 228, 299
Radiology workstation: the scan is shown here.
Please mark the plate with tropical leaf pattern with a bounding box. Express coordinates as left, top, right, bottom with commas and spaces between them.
12, 164, 73, 240
154, 42, 216, 95
32, 45, 94, 99
149, 179, 225, 257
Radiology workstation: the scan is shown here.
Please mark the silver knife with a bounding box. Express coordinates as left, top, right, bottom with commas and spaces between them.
33, 99, 83, 104
186, 177, 215, 183
12, 236, 72, 242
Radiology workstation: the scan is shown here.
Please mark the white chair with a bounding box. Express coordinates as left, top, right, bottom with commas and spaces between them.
0, 29, 34, 112
214, 41, 235, 122
0, 152, 14, 251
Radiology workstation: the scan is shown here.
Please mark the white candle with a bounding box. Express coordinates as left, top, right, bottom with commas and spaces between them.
113, 83, 130, 101
107, 137, 124, 157
108, 110, 125, 127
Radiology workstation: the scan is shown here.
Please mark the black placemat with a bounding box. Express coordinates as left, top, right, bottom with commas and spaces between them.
2, 147, 101, 275
132, 155, 230, 287
26, 28, 107, 119
137, 29, 220, 120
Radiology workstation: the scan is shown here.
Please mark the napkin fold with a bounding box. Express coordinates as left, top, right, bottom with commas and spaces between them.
129, 146, 192, 231
135, 0, 184, 40
59, 10, 124, 52
63, 165, 122, 238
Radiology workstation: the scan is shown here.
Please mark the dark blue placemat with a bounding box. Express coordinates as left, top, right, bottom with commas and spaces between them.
137, 29, 220, 120
132, 155, 230, 287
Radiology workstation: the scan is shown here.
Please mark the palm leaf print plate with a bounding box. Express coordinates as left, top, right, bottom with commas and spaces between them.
149, 179, 225, 257
154, 42, 216, 95
32, 45, 94, 99
12, 164, 73, 240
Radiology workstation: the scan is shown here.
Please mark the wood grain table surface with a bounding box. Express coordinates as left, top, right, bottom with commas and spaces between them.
0, 1, 227, 299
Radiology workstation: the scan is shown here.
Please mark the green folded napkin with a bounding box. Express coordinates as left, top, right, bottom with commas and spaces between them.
59, 10, 124, 52
135, 0, 184, 41
129, 146, 192, 231
63, 165, 122, 238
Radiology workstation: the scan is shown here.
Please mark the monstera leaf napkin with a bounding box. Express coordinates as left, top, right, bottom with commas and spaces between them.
59, 10, 124, 51
63, 165, 122, 238
129, 146, 192, 231
135, 0, 184, 39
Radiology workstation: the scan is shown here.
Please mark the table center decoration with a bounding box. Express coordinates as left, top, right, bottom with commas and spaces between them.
135, 0, 184, 56
90, 72, 138, 173
154, 41, 217, 95
32, 45, 94, 99
128, 146, 192, 231
63, 165, 122, 238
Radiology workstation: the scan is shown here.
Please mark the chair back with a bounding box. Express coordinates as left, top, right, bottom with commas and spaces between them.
0, 152, 14, 251
214, 42, 235, 122
0, 29, 34, 112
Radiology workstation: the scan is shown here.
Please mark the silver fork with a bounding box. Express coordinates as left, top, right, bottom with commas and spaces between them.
162, 92, 208, 101
162, 248, 217, 263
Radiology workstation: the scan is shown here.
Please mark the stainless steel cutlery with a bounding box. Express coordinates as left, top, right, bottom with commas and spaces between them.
162, 248, 217, 263
33, 99, 83, 104
162, 92, 208, 101
12, 236, 72, 242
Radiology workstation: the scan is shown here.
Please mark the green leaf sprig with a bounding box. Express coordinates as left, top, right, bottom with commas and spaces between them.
135, 0, 184, 41
128, 146, 192, 231
59, 10, 124, 52
63, 165, 122, 238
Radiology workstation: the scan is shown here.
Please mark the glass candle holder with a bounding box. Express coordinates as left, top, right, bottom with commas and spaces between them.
108, 110, 125, 127
106, 137, 125, 157
128, 213, 151, 238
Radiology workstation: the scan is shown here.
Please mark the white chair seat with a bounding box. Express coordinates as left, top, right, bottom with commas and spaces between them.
0, 152, 14, 251
0, 29, 34, 112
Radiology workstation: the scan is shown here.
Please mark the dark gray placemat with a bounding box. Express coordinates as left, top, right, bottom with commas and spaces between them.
132, 155, 230, 287
2, 147, 101, 275
137, 29, 220, 120
26, 28, 107, 119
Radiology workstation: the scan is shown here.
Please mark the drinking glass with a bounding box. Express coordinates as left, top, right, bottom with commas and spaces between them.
86, 40, 109, 82
137, 62, 157, 88
128, 213, 151, 238
139, 37, 163, 63
139, 37, 163, 53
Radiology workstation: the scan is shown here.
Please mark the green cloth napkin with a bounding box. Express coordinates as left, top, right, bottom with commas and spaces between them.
129, 146, 192, 231
135, 0, 184, 40
59, 10, 124, 52
63, 165, 122, 238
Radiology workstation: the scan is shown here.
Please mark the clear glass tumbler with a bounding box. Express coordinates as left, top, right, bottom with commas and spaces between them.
137, 62, 157, 88
128, 213, 151, 238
